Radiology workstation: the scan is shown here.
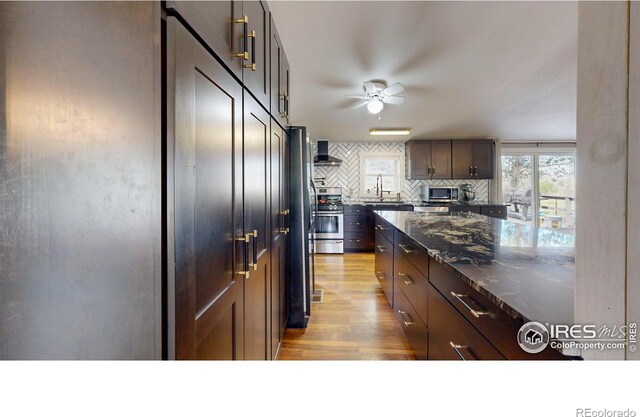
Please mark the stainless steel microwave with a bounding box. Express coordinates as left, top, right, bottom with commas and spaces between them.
420, 185, 459, 203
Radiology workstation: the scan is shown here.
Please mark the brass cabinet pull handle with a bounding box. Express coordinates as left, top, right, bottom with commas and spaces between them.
432, 166, 436, 175
398, 272, 414, 285
232, 15, 249, 60
251, 230, 258, 270
377, 224, 388, 230
236, 232, 251, 279
243, 30, 256, 71
279, 210, 289, 234
376, 245, 387, 253
398, 310, 414, 326
376, 270, 385, 279
450, 291, 489, 318
398, 243, 413, 254
449, 341, 468, 360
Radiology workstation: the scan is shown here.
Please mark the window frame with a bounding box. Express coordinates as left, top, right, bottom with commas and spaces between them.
500, 146, 576, 229
359, 152, 404, 197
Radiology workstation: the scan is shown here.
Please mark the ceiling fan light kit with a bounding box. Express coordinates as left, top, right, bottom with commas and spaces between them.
366, 99, 384, 114
369, 128, 411, 136
348, 81, 405, 114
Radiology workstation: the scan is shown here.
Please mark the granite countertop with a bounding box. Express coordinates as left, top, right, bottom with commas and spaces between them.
375, 210, 575, 328
345, 199, 506, 207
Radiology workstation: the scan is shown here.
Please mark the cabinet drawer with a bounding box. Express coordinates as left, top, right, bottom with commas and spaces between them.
429, 260, 566, 360
480, 205, 507, 219
344, 232, 366, 249
450, 206, 480, 214
374, 216, 394, 243
394, 231, 429, 276
393, 279, 428, 359
428, 284, 504, 360
344, 216, 367, 232
375, 232, 394, 307
344, 205, 366, 215
394, 247, 428, 325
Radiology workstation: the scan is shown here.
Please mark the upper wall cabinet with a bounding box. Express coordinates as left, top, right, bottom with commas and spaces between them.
165, 1, 245, 79
451, 139, 495, 179
243, 1, 270, 109
166, 1, 271, 111
270, 12, 290, 129
405, 140, 452, 180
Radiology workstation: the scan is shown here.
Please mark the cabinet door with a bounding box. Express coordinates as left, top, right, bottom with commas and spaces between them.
281, 131, 290, 341
269, 122, 287, 359
451, 140, 474, 179
405, 140, 430, 179
166, 1, 244, 79
244, 92, 270, 360
269, 13, 288, 128
171, 20, 244, 360
430, 140, 452, 179
472, 140, 494, 179
375, 232, 394, 307
243, 1, 270, 110
281, 49, 291, 125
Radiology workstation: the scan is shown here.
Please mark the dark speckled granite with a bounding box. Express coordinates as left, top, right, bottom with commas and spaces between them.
376, 210, 574, 328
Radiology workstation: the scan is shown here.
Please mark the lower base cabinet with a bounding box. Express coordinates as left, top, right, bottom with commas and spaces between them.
374, 228, 394, 306
393, 279, 428, 360
428, 284, 504, 360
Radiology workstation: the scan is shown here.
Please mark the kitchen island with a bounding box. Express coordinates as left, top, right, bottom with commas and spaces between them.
374, 210, 575, 360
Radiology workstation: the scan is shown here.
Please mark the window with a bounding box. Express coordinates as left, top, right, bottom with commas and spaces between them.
360, 153, 403, 197
500, 144, 576, 232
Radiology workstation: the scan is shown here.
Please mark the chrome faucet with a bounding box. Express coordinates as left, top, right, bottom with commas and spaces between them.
376, 174, 388, 201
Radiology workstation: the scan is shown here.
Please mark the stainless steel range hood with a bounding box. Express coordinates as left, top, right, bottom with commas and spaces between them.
313, 140, 342, 166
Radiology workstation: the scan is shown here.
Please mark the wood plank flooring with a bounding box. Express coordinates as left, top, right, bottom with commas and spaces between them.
278, 253, 416, 360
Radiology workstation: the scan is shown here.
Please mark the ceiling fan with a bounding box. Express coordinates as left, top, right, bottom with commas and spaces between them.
347, 81, 405, 114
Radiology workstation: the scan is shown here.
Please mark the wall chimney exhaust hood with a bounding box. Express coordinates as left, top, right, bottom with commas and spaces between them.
314, 140, 342, 166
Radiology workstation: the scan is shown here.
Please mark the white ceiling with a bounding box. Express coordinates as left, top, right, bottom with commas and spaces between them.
269, 1, 578, 142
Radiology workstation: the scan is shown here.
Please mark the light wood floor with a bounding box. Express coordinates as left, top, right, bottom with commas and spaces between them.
278, 253, 416, 360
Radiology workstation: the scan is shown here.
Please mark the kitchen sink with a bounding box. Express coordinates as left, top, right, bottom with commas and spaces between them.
363, 200, 408, 205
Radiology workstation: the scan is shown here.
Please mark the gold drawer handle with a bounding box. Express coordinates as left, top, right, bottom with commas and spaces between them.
398, 272, 414, 285
398, 310, 414, 326
450, 292, 489, 318
398, 244, 413, 254
449, 341, 468, 360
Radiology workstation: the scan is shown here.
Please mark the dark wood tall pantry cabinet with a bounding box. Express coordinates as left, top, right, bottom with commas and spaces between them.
168, 20, 246, 360
167, 2, 291, 360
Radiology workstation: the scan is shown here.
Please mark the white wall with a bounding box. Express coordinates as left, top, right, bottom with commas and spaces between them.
576, 1, 632, 360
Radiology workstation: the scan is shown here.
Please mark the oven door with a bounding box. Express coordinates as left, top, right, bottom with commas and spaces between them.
314, 212, 343, 239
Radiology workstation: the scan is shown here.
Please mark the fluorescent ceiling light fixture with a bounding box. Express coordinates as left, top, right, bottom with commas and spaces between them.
369, 128, 411, 136
367, 100, 383, 114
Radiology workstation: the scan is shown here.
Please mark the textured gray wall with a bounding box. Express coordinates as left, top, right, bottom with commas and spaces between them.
0, 2, 162, 359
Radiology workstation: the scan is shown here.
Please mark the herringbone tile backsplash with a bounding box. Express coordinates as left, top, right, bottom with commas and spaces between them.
313, 142, 490, 203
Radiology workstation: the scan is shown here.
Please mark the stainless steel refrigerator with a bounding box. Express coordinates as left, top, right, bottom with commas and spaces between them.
287, 127, 316, 328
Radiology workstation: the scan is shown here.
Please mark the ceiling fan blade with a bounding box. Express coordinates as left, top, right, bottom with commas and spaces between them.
352, 101, 369, 110
345, 95, 368, 99
382, 96, 405, 105
382, 83, 404, 96
363, 81, 376, 94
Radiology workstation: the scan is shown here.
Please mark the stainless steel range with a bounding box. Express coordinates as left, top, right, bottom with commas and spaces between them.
314, 187, 343, 254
